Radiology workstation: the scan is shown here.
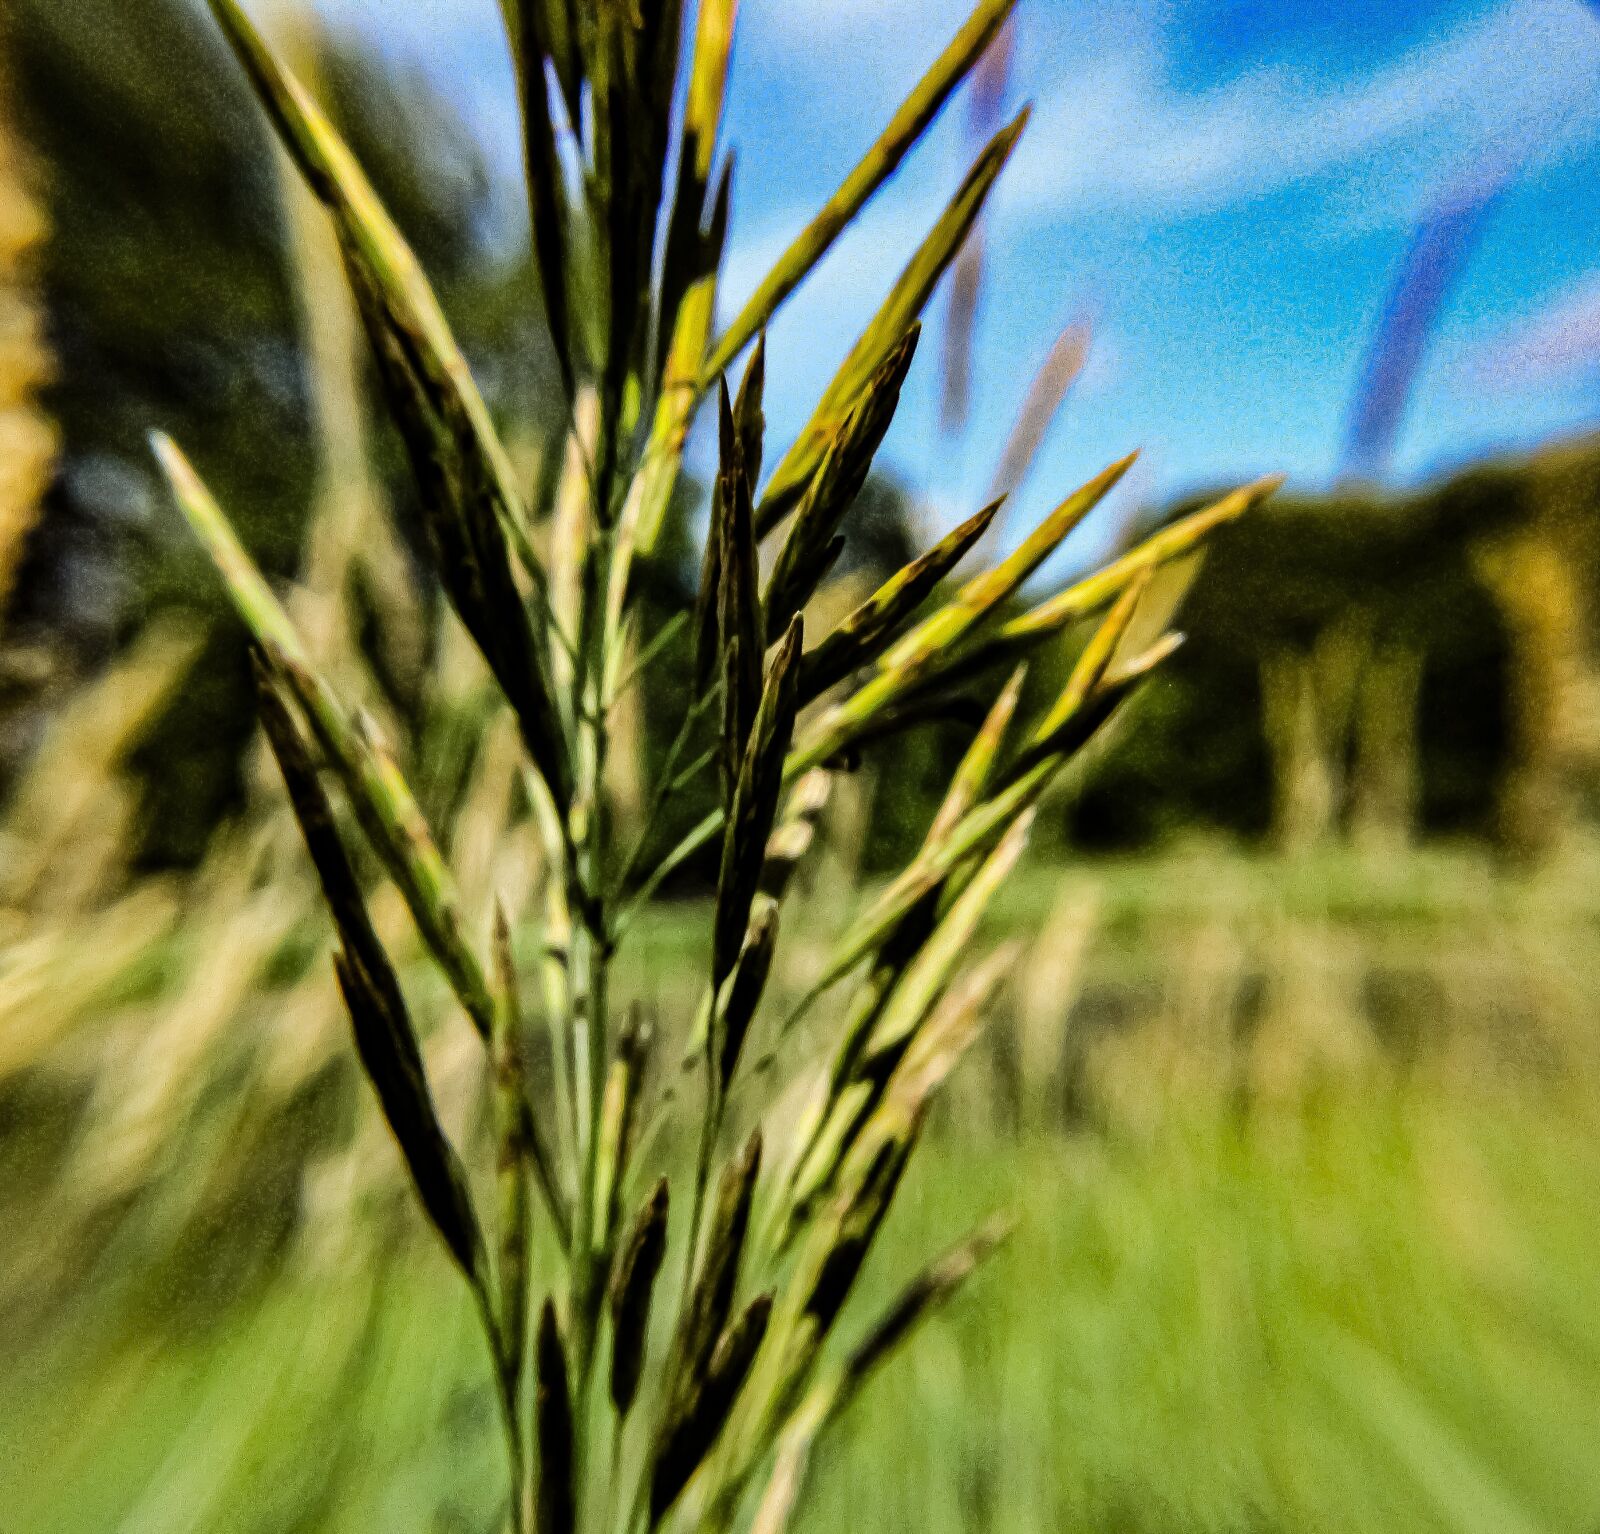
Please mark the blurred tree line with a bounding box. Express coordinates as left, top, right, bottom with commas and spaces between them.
2, 0, 1597, 875
1074, 439, 1600, 864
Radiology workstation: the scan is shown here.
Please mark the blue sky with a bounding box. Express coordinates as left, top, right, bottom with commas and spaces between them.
296, 0, 1600, 544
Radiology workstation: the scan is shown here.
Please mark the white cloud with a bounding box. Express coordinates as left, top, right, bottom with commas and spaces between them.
748, 0, 963, 51
1473, 272, 1600, 384
1003, 0, 1600, 222
290, 0, 1600, 232
725, 0, 1600, 348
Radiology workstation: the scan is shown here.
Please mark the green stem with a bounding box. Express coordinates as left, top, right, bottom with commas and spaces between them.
569, 506, 617, 1499
475, 1294, 527, 1534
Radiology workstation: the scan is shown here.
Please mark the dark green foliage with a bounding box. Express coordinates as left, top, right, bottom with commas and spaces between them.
1069, 469, 1574, 847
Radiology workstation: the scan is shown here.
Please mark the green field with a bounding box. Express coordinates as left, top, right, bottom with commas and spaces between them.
9, 1061, 1600, 1534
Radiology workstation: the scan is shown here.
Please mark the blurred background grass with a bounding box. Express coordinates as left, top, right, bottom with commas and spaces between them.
9, 841, 1600, 1533
5, 0, 1600, 1530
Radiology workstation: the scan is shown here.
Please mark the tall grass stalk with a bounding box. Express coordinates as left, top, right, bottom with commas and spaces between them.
151, 3, 1274, 1530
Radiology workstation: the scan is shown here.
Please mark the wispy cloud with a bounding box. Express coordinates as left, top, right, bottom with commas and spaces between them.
723, 0, 1600, 373
1003, 0, 1600, 222
749, 0, 955, 52
1475, 272, 1600, 384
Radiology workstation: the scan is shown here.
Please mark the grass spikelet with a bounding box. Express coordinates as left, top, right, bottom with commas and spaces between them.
758, 770, 833, 899
803, 1135, 914, 1335
706, 0, 1019, 377
331, 948, 490, 1293
708, 379, 764, 763
763, 327, 919, 617
535, 1300, 576, 1534
745, 1220, 1010, 1534
650, 1291, 774, 1522
732, 332, 767, 489
839, 1216, 1010, 1404
713, 618, 802, 990
156, 436, 498, 1036
503, 0, 577, 398
1026, 570, 1153, 752
592, 1007, 651, 1246
681, 1131, 762, 1357
860, 811, 1033, 1070
1003, 473, 1284, 642
927, 663, 1028, 845
714, 894, 779, 1092
657, 0, 738, 378
798, 498, 1004, 702
256, 659, 490, 1303
758, 111, 1030, 523
201, 0, 547, 588
882, 451, 1137, 675
609, 1178, 670, 1420
789, 452, 1135, 772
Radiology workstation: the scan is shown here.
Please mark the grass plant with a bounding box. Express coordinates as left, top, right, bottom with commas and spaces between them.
146, 3, 1274, 1530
